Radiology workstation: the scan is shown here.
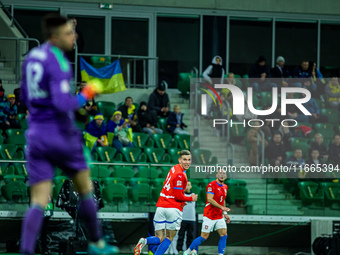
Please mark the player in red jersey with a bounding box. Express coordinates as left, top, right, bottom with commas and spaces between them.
184, 170, 230, 255
134, 150, 198, 255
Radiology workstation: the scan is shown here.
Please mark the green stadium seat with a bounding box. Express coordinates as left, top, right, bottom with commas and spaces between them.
17, 113, 27, 121
19, 118, 28, 129
152, 185, 163, 203
227, 186, 248, 205
177, 72, 196, 96
1, 180, 27, 202
157, 118, 169, 134
111, 166, 135, 180
144, 148, 171, 164
192, 149, 217, 165
290, 137, 309, 145
5, 129, 26, 145
314, 123, 335, 139
135, 167, 159, 179
90, 165, 111, 180
102, 183, 127, 204
12, 163, 28, 178
128, 183, 151, 204
298, 181, 324, 206
174, 134, 190, 150
291, 142, 309, 158
225, 179, 247, 188
168, 148, 182, 163
53, 176, 69, 186
259, 92, 273, 107
75, 120, 86, 131
285, 151, 294, 159
120, 147, 147, 163
130, 177, 149, 186
231, 125, 246, 142
132, 132, 154, 149
320, 108, 339, 124
321, 182, 340, 202
96, 101, 116, 118
102, 177, 126, 186
3, 174, 25, 184
152, 134, 177, 150
151, 178, 164, 187
0, 163, 10, 179
0, 144, 24, 160
95, 147, 118, 162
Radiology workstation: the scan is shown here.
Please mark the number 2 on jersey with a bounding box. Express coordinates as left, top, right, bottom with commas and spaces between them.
26, 62, 47, 99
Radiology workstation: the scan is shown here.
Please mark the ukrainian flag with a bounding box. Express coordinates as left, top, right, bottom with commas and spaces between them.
80, 57, 126, 94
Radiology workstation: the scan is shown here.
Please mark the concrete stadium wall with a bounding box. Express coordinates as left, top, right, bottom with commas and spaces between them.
34, 0, 340, 16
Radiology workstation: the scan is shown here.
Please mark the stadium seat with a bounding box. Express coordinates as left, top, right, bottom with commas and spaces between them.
53, 175, 69, 185
96, 101, 116, 118
120, 147, 147, 163
285, 151, 294, 159
291, 142, 309, 158
95, 147, 119, 162
320, 108, 339, 124
314, 123, 335, 139
192, 149, 217, 165
5, 129, 26, 145
128, 183, 151, 204
0, 144, 24, 160
321, 182, 340, 206
53, 176, 69, 200
259, 92, 273, 107
102, 177, 126, 186
0, 163, 10, 179
231, 125, 246, 142
19, 118, 28, 129
3, 174, 25, 184
111, 166, 135, 180
168, 148, 181, 163
130, 177, 149, 186
75, 120, 85, 131
174, 134, 190, 150
298, 181, 324, 206
144, 148, 171, 164
151, 178, 164, 187
227, 186, 248, 206
157, 118, 169, 134
90, 165, 111, 180
132, 132, 154, 149
152, 134, 177, 150
290, 137, 309, 145
102, 183, 127, 204
152, 185, 163, 203
225, 179, 247, 188
12, 163, 28, 178
1, 180, 27, 202
177, 72, 196, 96
135, 167, 159, 179
17, 113, 27, 121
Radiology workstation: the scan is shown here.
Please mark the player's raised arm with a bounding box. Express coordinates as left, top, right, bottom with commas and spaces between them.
173, 173, 198, 202
206, 187, 230, 212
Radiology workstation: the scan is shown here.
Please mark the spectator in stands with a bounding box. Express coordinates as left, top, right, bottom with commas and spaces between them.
249, 55, 277, 93
221, 72, 243, 93
76, 81, 97, 123
13, 87, 26, 113
0, 101, 10, 133
247, 121, 268, 165
137, 101, 163, 137
292, 60, 317, 92
167, 105, 188, 135
306, 149, 322, 165
286, 149, 306, 175
148, 81, 170, 118
309, 61, 326, 94
203, 56, 225, 85
107, 111, 133, 153
286, 93, 328, 124
310, 133, 329, 161
5, 94, 21, 129
84, 113, 108, 151
210, 93, 232, 136
325, 76, 340, 110
118, 96, 139, 132
0, 79, 4, 102
265, 132, 286, 166
270, 56, 290, 87
329, 134, 340, 166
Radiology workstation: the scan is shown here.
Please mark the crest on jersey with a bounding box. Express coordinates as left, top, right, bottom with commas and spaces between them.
208, 187, 212, 192
205, 225, 208, 230
177, 180, 182, 186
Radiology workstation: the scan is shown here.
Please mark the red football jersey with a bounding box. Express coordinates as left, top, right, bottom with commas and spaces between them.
203, 180, 228, 220
156, 164, 191, 211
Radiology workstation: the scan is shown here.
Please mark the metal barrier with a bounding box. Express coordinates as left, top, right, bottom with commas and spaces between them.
256, 129, 265, 166
0, 1, 28, 38
0, 37, 40, 83
75, 52, 158, 88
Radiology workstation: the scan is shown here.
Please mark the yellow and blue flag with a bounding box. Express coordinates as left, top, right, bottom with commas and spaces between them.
80, 57, 126, 94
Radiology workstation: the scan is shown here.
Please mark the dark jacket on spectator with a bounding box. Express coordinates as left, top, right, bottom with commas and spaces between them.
148, 89, 170, 114
166, 111, 186, 133
265, 140, 286, 164
329, 142, 340, 165
310, 142, 328, 159
293, 66, 311, 78
270, 65, 290, 78
137, 108, 157, 128
249, 57, 271, 78
118, 104, 137, 122
302, 98, 320, 115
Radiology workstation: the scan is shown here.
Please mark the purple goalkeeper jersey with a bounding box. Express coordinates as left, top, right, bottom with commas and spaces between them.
21, 42, 79, 132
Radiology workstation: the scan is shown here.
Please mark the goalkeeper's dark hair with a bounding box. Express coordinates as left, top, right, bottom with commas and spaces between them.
179, 150, 191, 158
42, 14, 68, 40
